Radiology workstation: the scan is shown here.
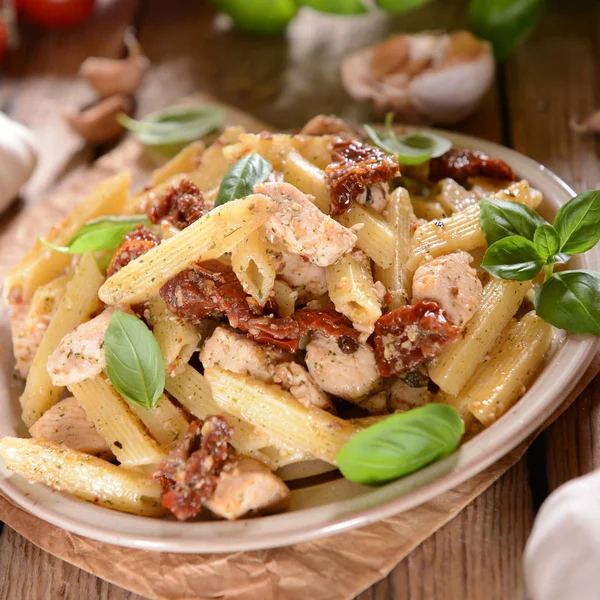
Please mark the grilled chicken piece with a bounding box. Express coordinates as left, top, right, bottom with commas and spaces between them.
29, 396, 112, 457
204, 455, 290, 520
257, 182, 357, 267
412, 251, 483, 328
199, 326, 289, 381
356, 183, 388, 213
273, 361, 335, 412
276, 252, 328, 303
305, 335, 381, 402
46, 308, 114, 387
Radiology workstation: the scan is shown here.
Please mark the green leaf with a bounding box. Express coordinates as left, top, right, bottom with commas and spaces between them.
214, 153, 273, 207
336, 404, 464, 486
118, 105, 226, 156
364, 116, 452, 166
468, 0, 546, 61
554, 190, 600, 255
481, 236, 544, 281
299, 0, 367, 14
375, 0, 435, 13
534, 270, 600, 336
210, 0, 299, 34
38, 215, 149, 255
533, 223, 560, 260
104, 311, 165, 409
479, 198, 546, 245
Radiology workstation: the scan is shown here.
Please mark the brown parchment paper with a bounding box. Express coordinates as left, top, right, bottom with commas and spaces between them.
1, 97, 599, 600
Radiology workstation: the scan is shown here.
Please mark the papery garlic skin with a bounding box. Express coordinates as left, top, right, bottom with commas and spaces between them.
0, 113, 38, 213
341, 31, 495, 125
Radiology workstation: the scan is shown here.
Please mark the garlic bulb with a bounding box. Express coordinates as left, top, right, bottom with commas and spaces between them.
524, 470, 600, 600
0, 113, 38, 213
341, 31, 495, 125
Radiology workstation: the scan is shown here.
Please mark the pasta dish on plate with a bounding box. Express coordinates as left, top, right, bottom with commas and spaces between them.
0, 114, 575, 522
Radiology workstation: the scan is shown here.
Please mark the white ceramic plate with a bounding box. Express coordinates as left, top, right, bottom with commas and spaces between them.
1, 131, 598, 553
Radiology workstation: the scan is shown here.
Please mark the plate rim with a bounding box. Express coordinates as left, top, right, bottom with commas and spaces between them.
1, 130, 598, 553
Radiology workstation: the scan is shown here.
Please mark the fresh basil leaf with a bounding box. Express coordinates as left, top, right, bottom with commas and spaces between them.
547, 252, 570, 265
479, 198, 546, 245
39, 215, 149, 255
481, 236, 544, 281
104, 311, 165, 409
210, 0, 299, 34
534, 270, 600, 336
375, 0, 435, 13
553, 190, 600, 255
299, 0, 367, 14
364, 118, 452, 166
468, 0, 546, 61
118, 105, 226, 155
336, 404, 464, 485
214, 153, 273, 207
533, 223, 560, 260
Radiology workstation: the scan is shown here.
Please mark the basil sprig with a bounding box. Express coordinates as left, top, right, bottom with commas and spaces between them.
337, 404, 464, 486
479, 190, 600, 336
118, 105, 226, 156
39, 215, 149, 255
364, 113, 452, 166
104, 311, 165, 409
214, 153, 273, 207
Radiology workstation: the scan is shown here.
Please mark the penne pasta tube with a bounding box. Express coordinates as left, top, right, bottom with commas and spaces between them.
465, 313, 552, 426
230, 229, 277, 306
129, 394, 190, 447
282, 150, 330, 213
4, 173, 130, 305
148, 297, 200, 376
70, 377, 167, 467
0, 437, 163, 516
411, 198, 447, 221
336, 204, 395, 269
20, 253, 104, 427
205, 367, 359, 465
429, 278, 530, 395
165, 364, 274, 456
326, 251, 382, 334
150, 140, 206, 186
99, 194, 273, 305
272, 279, 298, 317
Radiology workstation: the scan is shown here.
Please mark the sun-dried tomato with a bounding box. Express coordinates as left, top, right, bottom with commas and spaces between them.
160, 261, 360, 353
151, 416, 232, 521
148, 179, 208, 229
325, 138, 399, 216
106, 225, 159, 278
429, 149, 517, 184
371, 300, 461, 377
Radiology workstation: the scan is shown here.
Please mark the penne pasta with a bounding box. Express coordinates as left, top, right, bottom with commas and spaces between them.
19, 253, 104, 427
150, 140, 206, 186
129, 394, 190, 447
99, 194, 273, 305
230, 229, 277, 306
272, 279, 298, 317
411, 198, 447, 221
0, 437, 163, 516
443, 312, 553, 427
326, 251, 382, 334
205, 367, 359, 465
282, 150, 330, 213
70, 377, 167, 467
428, 278, 530, 395
4, 173, 130, 305
336, 203, 395, 269
148, 297, 200, 376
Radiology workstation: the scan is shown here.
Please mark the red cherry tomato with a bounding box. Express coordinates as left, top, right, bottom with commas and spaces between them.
16, 0, 96, 29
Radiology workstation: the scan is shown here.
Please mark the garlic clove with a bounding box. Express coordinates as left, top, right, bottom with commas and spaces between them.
0, 113, 38, 213
341, 30, 495, 125
79, 29, 150, 98
570, 109, 600, 135
64, 95, 133, 145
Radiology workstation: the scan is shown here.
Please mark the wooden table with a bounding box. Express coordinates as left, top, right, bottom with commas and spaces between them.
0, 0, 599, 598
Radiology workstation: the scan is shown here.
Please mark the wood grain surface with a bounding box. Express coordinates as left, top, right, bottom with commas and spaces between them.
0, 0, 599, 598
